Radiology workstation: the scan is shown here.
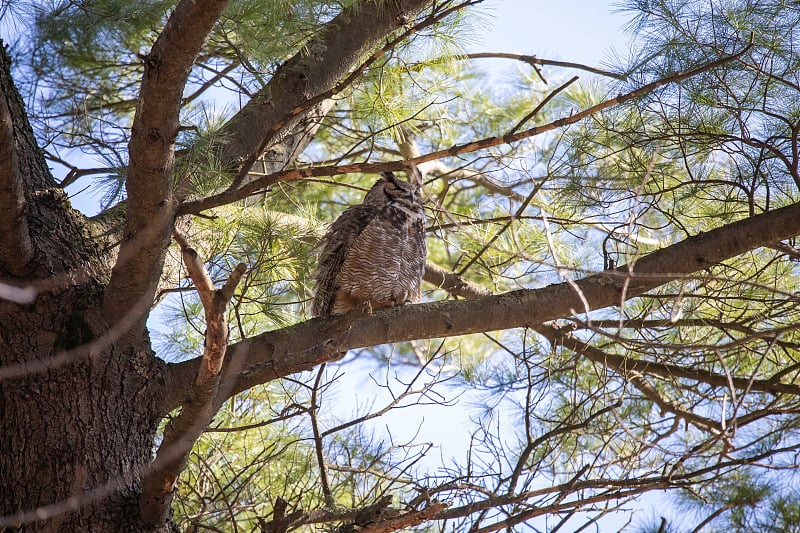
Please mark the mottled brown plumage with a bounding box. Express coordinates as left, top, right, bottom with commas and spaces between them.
312, 171, 426, 317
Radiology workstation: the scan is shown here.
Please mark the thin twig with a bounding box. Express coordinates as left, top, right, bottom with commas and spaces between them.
508, 75, 579, 135
310, 364, 335, 508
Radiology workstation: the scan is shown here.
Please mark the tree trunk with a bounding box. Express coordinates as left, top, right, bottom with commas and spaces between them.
0, 44, 168, 532
0, 293, 168, 531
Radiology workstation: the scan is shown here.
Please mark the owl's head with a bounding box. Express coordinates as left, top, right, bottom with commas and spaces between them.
363, 171, 423, 209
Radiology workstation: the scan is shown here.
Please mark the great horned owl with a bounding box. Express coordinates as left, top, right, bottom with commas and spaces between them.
312, 170, 426, 317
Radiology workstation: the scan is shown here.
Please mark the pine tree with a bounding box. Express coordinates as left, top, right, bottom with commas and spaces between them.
2, 0, 800, 531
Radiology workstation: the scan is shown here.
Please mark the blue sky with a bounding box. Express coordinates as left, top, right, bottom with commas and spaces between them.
479, 0, 631, 63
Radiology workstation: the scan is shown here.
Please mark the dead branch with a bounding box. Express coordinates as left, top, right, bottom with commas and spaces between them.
349, 500, 449, 533
423, 261, 492, 298
172, 229, 246, 384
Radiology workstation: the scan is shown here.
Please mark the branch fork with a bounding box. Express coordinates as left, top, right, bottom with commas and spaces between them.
171, 230, 246, 385
139, 230, 245, 528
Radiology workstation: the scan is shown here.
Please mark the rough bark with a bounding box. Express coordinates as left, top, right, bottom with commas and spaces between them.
0, 298, 168, 531
0, 43, 169, 531
0, 53, 33, 277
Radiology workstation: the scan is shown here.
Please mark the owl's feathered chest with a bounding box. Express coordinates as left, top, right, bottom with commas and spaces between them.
311, 174, 427, 317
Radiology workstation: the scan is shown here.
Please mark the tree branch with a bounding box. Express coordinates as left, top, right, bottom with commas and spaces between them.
178, 41, 753, 215
423, 262, 492, 298
103, 0, 230, 332
172, 230, 246, 384
349, 500, 449, 533
165, 197, 800, 411
464, 52, 628, 81
537, 323, 800, 397
216, 0, 448, 175
139, 231, 244, 528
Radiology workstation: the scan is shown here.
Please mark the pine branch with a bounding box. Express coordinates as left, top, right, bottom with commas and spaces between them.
165, 195, 800, 411
103, 0, 230, 333
177, 40, 753, 215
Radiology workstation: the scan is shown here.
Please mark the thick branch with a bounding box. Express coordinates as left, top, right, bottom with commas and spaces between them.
0, 55, 32, 276
178, 42, 752, 215
139, 381, 219, 528
103, 0, 229, 331
166, 198, 800, 411
216, 0, 440, 172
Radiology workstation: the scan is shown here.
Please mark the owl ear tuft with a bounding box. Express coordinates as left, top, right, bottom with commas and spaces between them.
380, 171, 399, 185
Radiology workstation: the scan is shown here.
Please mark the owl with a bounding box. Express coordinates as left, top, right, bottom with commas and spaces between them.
312, 170, 426, 317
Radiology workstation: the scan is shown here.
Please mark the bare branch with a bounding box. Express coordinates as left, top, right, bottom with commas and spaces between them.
350, 500, 449, 533
172, 229, 246, 384
541, 322, 800, 396
139, 229, 244, 527
423, 262, 492, 298
310, 365, 335, 508
464, 52, 629, 81
508, 75, 578, 135
166, 196, 800, 410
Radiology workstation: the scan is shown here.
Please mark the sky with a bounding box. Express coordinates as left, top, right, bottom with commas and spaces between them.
478, 0, 632, 64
